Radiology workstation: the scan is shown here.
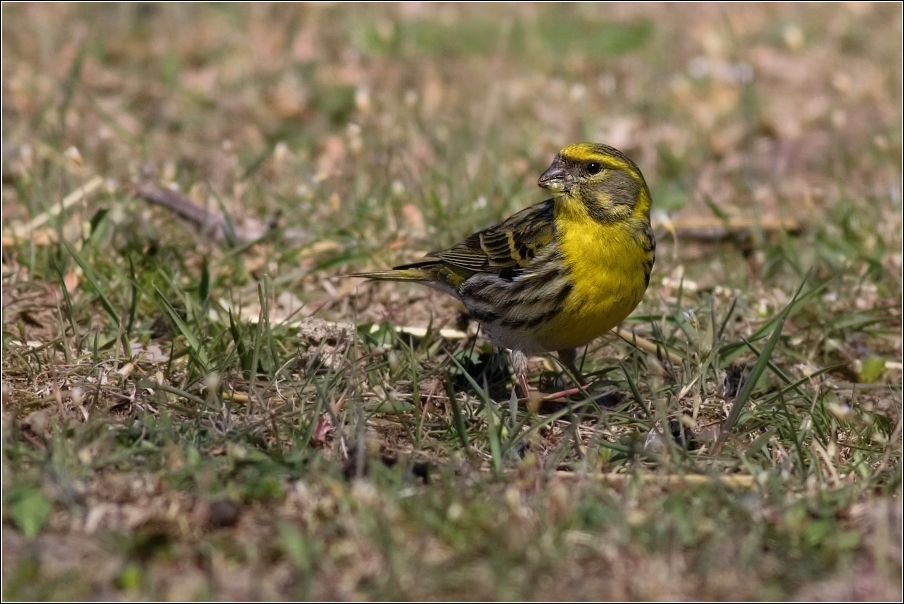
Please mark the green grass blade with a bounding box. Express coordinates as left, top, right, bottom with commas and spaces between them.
619, 360, 652, 419
444, 377, 471, 452
63, 241, 121, 329
482, 378, 503, 474
154, 286, 210, 371
714, 274, 810, 453
449, 354, 502, 472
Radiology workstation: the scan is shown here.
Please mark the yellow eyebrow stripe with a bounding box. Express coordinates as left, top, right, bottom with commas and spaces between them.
560, 145, 642, 182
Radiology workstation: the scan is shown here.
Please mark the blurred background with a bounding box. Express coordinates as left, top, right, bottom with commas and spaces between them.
2, 4, 902, 600
4, 4, 899, 269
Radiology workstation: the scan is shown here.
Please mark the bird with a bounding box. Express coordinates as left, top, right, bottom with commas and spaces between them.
351, 143, 655, 400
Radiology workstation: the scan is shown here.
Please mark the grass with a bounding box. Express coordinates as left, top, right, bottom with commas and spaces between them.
2, 3, 902, 600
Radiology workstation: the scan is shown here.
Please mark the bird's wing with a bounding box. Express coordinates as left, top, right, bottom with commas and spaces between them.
429, 199, 556, 273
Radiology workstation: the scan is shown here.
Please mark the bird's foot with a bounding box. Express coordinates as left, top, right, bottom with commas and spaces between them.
539, 385, 587, 402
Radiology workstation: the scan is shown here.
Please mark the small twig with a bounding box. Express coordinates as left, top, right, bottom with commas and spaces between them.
3, 176, 105, 245
613, 326, 684, 365
551, 471, 757, 488
656, 215, 802, 242
131, 184, 233, 242
29, 175, 105, 233
130, 183, 312, 246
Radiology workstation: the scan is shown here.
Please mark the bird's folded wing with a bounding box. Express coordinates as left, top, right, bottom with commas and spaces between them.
429, 199, 555, 273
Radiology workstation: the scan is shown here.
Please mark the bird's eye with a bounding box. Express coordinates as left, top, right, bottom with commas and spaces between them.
587, 161, 602, 175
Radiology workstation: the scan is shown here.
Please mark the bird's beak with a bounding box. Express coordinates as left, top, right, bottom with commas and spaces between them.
537, 155, 570, 194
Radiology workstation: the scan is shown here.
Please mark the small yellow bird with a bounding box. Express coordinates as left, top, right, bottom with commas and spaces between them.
352, 143, 655, 399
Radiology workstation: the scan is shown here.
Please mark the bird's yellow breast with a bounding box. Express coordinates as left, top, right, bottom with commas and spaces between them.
534, 210, 650, 352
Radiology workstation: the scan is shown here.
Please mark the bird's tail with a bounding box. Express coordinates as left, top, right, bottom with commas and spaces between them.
348, 260, 441, 282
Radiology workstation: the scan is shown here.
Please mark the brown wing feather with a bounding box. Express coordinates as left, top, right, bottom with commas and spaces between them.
429, 199, 555, 274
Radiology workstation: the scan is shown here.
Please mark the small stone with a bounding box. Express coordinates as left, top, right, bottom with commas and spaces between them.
207, 499, 241, 528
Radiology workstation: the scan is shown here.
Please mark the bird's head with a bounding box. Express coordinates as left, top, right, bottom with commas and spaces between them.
538, 143, 652, 223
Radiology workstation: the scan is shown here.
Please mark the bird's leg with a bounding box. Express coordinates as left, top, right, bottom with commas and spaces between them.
557, 348, 588, 387
510, 349, 532, 401
539, 348, 588, 401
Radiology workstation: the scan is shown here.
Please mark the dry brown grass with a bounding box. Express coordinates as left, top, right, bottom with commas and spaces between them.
2, 3, 901, 600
